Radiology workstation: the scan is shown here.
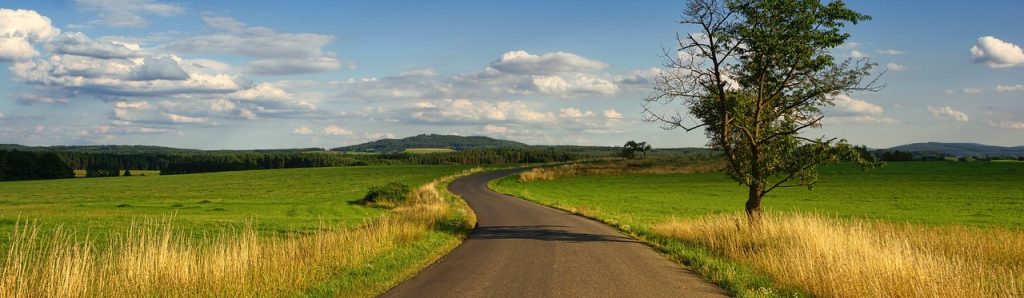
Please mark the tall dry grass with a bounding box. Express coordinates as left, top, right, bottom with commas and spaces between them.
519, 158, 724, 182
0, 168, 481, 297
653, 213, 1024, 297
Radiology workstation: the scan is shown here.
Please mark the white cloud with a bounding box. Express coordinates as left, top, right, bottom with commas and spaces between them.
165, 15, 341, 75
832, 95, 883, 115
877, 49, 905, 55
850, 50, 868, 58
603, 109, 624, 119
115, 101, 150, 109
943, 89, 955, 95
490, 50, 608, 74
75, 0, 184, 28
44, 32, 140, 59
970, 36, 1024, 68
322, 125, 353, 136
962, 88, 985, 95
886, 63, 906, 72
0, 9, 60, 61
127, 56, 190, 81
838, 42, 860, 49
927, 106, 969, 122
559, 107, 593, 119
826, 95, 894, 124
986, 120, 1024, 129
531, 75, 618, 96
410, 99, 556, 125
292, 126, 314, 135
0, 112, 4, 119
996, 84, 1024, 92
483, 124, 509, 134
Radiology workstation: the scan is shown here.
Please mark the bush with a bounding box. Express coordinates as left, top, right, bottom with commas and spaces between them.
361, 182, 410, 206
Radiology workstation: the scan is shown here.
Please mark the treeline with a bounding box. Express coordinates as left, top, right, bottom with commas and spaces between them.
160, 148, 580, 175
0, 150, 74, 181
160, 153, 366, 175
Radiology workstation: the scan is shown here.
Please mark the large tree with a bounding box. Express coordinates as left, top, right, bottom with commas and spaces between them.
643, 0, 881, 224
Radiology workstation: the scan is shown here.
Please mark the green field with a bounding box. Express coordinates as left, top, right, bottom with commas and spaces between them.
404, 148, 456, 154
493, 162, 1024, 228
0, 165, 470, 249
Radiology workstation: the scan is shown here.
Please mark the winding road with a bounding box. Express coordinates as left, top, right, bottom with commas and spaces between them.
382, 169, 727, 297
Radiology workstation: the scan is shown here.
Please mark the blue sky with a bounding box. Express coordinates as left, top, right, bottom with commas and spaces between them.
1, 0, 1022, 149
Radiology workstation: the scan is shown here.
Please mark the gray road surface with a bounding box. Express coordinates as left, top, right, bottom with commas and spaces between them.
382, 169, 727, 298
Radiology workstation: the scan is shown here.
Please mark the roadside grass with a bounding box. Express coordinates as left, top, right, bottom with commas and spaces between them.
0, 165, 469, 250
491, 161, 1024, 297
0, 167, 481, 297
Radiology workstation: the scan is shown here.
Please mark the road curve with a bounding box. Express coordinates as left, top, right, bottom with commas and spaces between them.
382, 169, 727, 298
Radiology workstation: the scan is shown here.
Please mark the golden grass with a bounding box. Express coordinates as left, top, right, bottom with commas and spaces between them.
653, 213, 1024, 297
518, 158, 725, 182
1, 168, 481, 297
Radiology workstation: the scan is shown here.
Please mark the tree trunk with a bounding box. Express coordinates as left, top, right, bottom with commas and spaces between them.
745, 184, 763, 226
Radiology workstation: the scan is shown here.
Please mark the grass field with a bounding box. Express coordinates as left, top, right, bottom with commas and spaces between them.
0, 165, 479, 296
492, 161, 1024, 297
0, 165, 470, 250
496, 162, 1024, 228
404, 148, 456, 154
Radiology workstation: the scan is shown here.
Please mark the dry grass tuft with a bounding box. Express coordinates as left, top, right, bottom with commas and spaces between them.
519, 158, 724, 182
0, 168, 482, 297
653, 213, 1024, 297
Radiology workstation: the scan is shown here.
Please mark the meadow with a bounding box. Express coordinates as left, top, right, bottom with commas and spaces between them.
0, 165, 477, 296
492, 161, 1024, 297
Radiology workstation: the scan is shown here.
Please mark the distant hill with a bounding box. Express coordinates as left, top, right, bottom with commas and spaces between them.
886, 142, 1024, 157
332, 134, 527, 152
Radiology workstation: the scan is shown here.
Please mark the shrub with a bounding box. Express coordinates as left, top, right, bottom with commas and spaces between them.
361, 182, 410, 206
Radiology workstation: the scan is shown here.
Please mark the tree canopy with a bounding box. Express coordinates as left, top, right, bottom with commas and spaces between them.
643, 0, 881, 224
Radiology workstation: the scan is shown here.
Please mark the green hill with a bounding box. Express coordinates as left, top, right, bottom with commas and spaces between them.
332, 134, 527, 152
886, 142, 1024, 157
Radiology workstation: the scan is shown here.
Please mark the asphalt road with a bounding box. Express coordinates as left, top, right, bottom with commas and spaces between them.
382, 169, 727, 298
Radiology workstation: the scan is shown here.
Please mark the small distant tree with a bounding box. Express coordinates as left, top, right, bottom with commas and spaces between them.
643, 0, 882, 224
123, 169, 133, 177
86, 161, 120, 178
621, 141, 652, 159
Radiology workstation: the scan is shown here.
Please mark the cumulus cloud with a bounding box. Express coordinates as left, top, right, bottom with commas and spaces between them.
490, 50, 608, 74
410, 99, 556, 125
886, 63, 906, 72
826, 95, 895, 124
962, 88, 985, 95
559, 107, 593, 118
75, 0, 184, 28
832, 95, 884, 115
44, 32, 140, 59
970, 36, 1024, 68
0, 9, 60, 61
850, 50, 868, 58
322, 125, 353, 136
603, 109, 624, 119
927, 106, 969, 122
165, 15, 341, 75
986, 119, 1024, 129
483, 124, 509, 134
531, 75, 618, 96
996, 84, 1024, 92
127, 56, 190, 81
877, 49, 905, 55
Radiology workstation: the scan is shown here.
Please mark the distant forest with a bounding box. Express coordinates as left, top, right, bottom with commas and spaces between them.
0, 134, 712, 182
0, 147, 585, 181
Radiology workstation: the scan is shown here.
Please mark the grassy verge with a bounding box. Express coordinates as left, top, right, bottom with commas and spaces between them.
490, 161, 1024, 297
0, 167, 481, 297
